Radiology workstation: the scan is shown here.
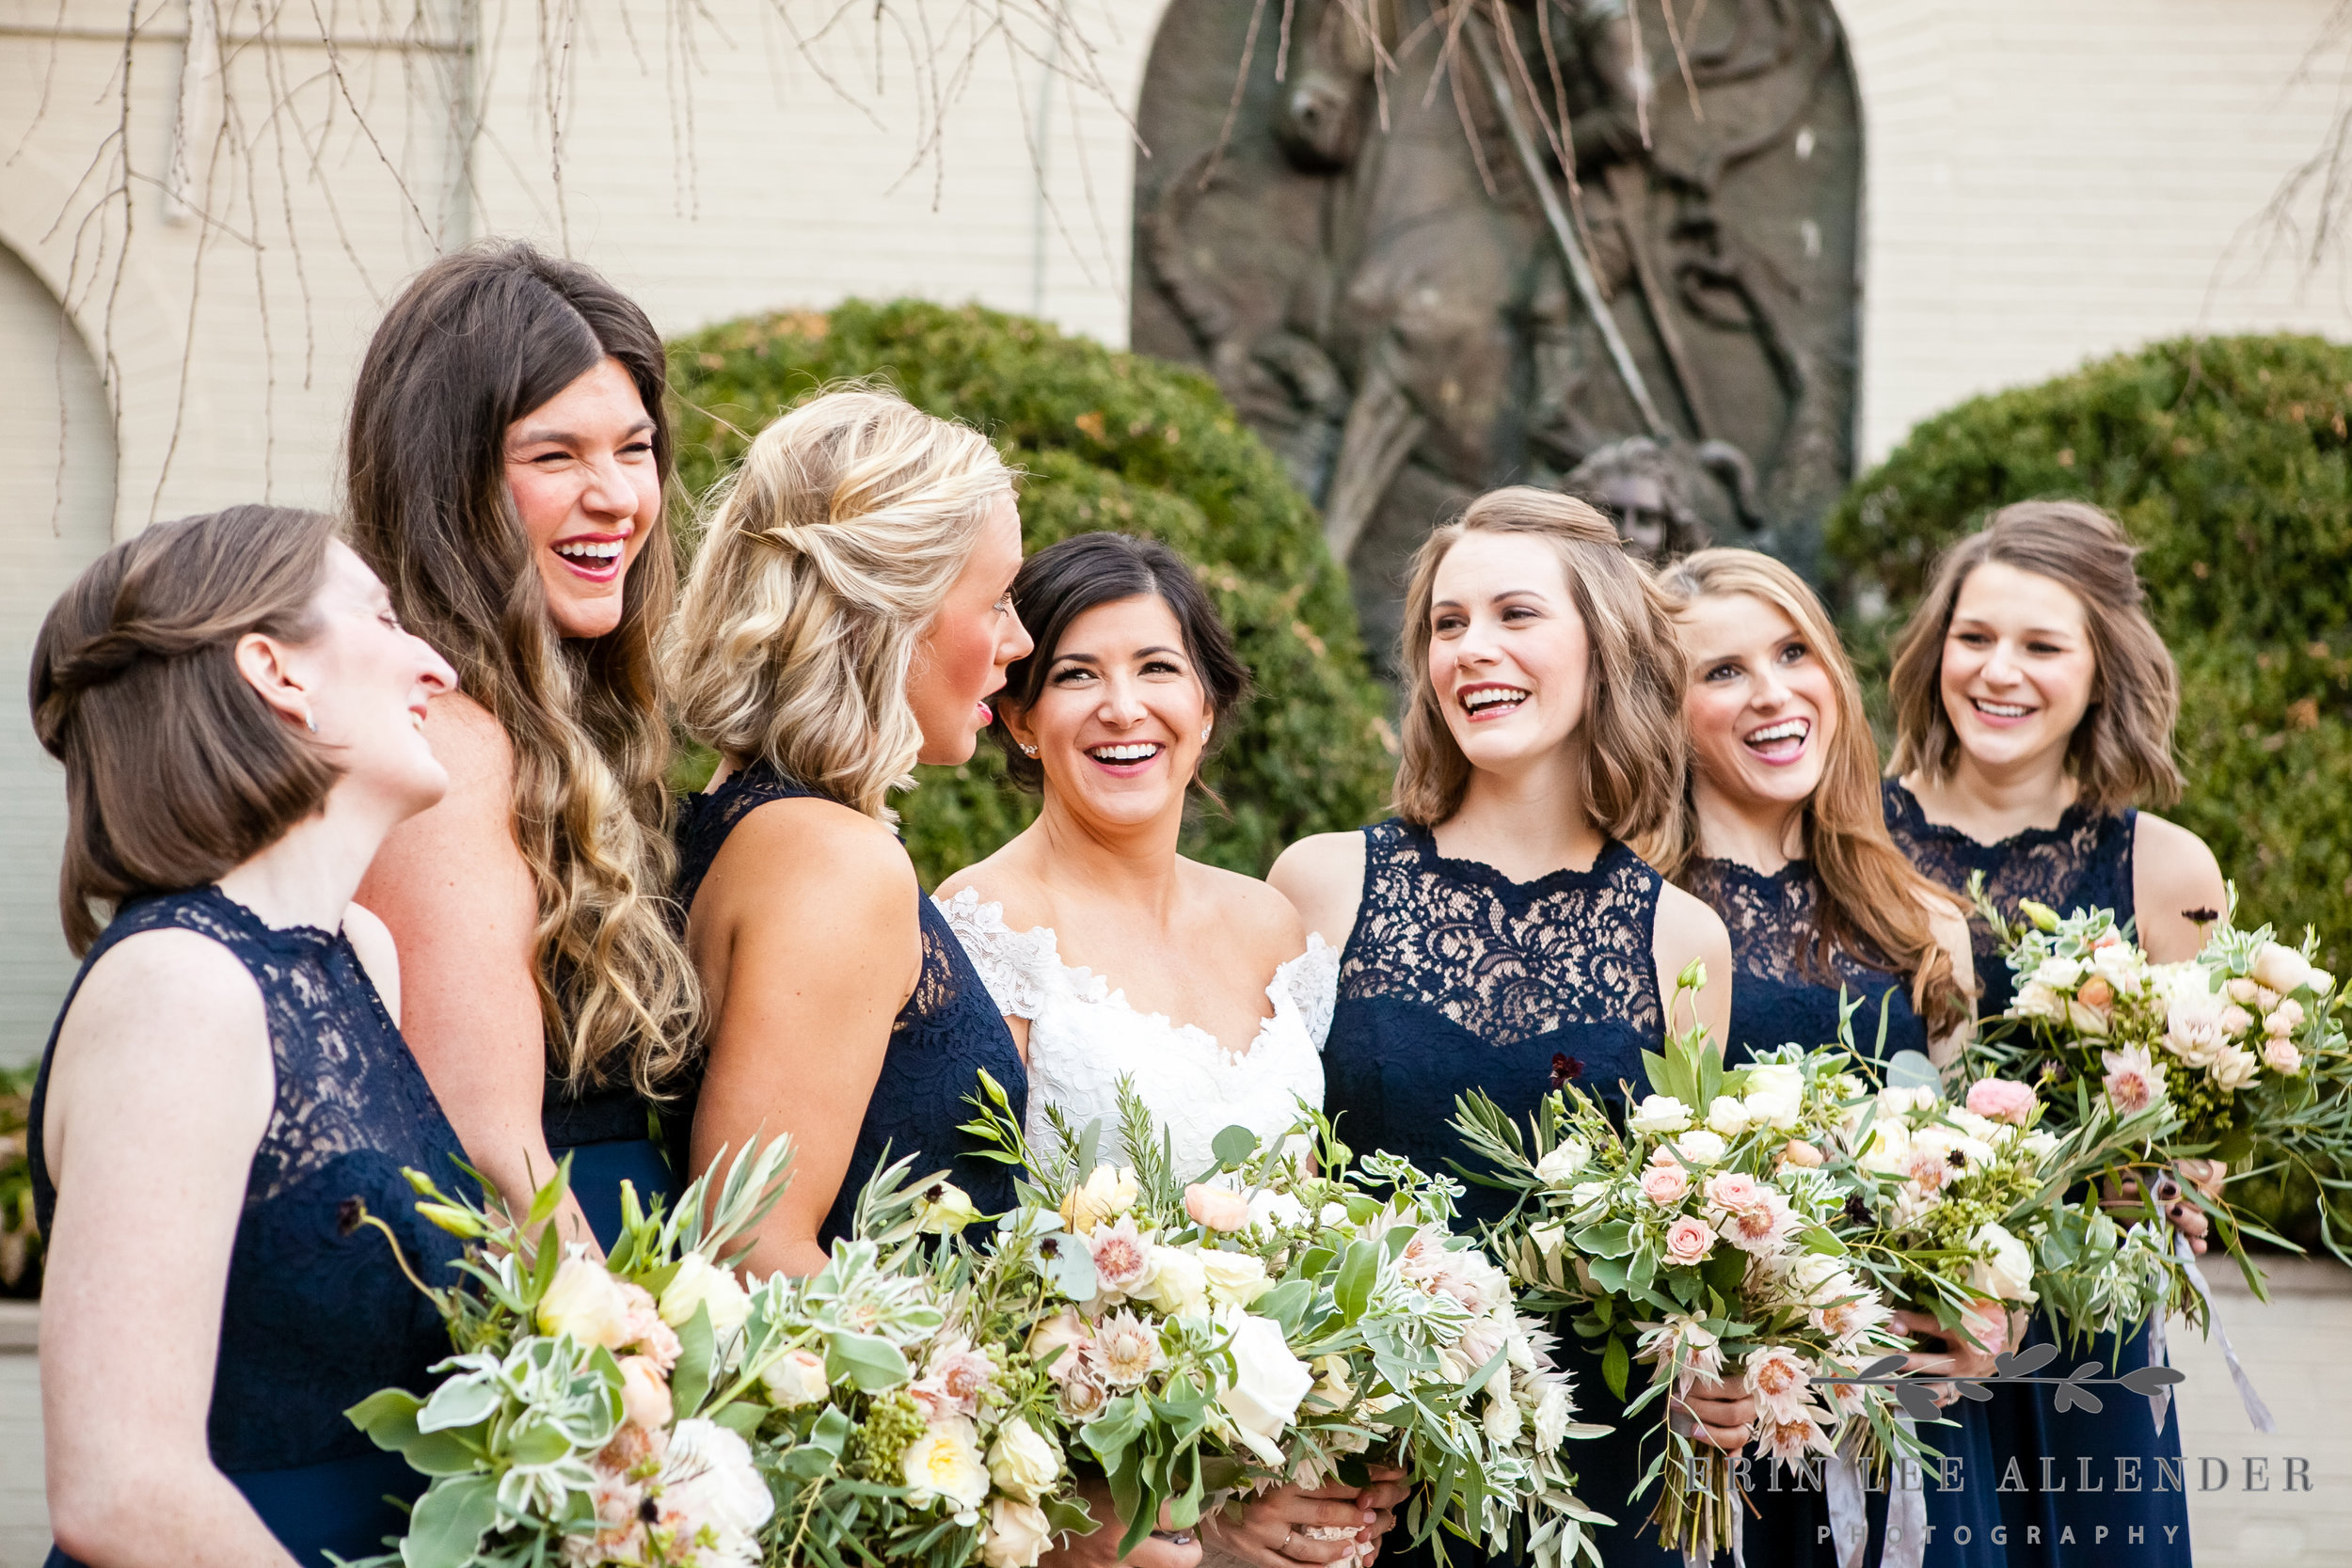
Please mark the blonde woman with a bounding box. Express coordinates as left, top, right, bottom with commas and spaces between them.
1880, 500, 2222, 1568
1271, 488, 1741, 1568
1649, 548, 1995, 1568
667, 386, 1032, 1283
347, 245, 697, 1250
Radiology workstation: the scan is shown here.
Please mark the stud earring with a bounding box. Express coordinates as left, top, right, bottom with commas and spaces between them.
304, 710, 319, 735
1019, 742, 1040, 758
1200, 724, 1212, 743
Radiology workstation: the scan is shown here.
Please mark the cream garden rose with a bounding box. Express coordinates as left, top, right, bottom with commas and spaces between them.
986, 1416, 1064, 1504
660, 1253, 753, 1338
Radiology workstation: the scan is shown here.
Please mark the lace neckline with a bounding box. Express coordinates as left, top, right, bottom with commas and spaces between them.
1882, 777, 2107, 851
936, 887, 1328, 1064
199, 884, 343, 952
1695, 855, 1811, 887
1401, 822, 1638, 896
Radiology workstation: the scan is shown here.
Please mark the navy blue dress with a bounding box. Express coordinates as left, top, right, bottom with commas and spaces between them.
1324, 820, 1673, 1568
675, 760, 1027, 1244
1692, 856, 2001, 1568
1883, 780, 2186, 1568
544, 1080, 672, 1251
28, 888, 469, 1568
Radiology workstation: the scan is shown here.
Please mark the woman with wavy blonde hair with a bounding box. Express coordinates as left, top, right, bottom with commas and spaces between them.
669, 388, 1040, 1286
1272, 487, 1740, 1568
347, 243, 697, 1250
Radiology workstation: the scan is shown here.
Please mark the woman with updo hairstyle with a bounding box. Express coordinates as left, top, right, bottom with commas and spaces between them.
1272, 487, 1743, 1568
28, 507, 468, 1567
345, 242, 698, 1251
1648, 548, 1997, 1568
1880, 499, 2223, 1568
668, 388, 1036, 1284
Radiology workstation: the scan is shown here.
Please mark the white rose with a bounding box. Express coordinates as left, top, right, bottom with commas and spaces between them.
1533, 1380, 1576, 1453
1672, 1130, 1728, 1166
1706, 1096, 1753, 1137
983, 1498, 1055, 1568
1216, 1311, 1313, 1466
660, 1418, 775, 1556
537, 1250, 634, 1348
2265, 999, 2306, 1036
2309, 968, 2335, 997
1136, 1245, 1211, 1318
2250, 942, 2314, 997
1200, 1249, 1274, 1308
1856, 1120, 1912, 1178
1482, 1383, 1522, 1444
1246, 1188, 1310, 1233
2033, 957, 2086, 990
1742, 1090, 1803, 1132
1629, 1095, 1693, 1135
2012, 980, 2066, 1022
1061, 1165, 1141, 1234
761, 1347, 832, 1408
1534, 1137, 1593, 1184
986, 1417, 1064, 1504
1318, 1202, 1351, 1228
660, 1252, 753, 1338
1968, 1223, 2037, 1304
903, 1418, 993, 1511
1743, 1063, 1805, 1103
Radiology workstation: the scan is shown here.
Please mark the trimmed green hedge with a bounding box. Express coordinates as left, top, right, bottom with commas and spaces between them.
1826, 335, 2352, 974
664, 301, 1394, 886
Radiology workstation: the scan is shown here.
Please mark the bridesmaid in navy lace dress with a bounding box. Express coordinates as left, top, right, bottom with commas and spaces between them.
347, 245, 699, 1253
1653, 549, 1998, 1568
1880, 502, 2227, 1568
1274, 489, 1739, 1568
666, 389, 1036, 1279
29, 507, 469, 1567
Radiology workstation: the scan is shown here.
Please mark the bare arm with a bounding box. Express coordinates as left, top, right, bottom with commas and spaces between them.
688, 799, 923, 1279
356, 696, 592, 1247
40, 933, 300, 1568
2133, 812, 2229, 964
1923, 896, 1978, 1068
343, 902, 403, 1025
1653, 880, 1734, 1048
1267, 832, 1367, 954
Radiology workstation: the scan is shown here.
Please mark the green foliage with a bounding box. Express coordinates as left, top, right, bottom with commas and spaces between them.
1825, 334, 2352, 974
664, 300, 1393, 885
0, 1064, 38, 1298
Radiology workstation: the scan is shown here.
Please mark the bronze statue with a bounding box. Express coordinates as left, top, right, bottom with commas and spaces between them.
1134, 0, 1860, 670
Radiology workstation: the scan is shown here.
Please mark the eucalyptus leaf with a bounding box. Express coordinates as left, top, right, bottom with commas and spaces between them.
400, 1475, 499, 1568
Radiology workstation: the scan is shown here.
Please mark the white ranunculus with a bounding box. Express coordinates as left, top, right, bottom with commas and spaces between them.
660, 1418, 773, 1565
982, 1498, 1055, 1568
1534, 1137, 1593, 1184
761, 1347, 831, 1408
1246, 1188, 1310, 1233
1136, 1244, 1211, 1318
537, 1250, 634, 1348
1629, 1095, 1693, 1135
2250, 942, 2314, 997
1968, 1223, 2037, 1304
1672, 1130, 1728, 1166
1216, 1310, 1313, 1466
1706, 1096, 1753, 1137
660, 1253, 753, 1338
1856, 1120, 1911, 1178
903, 1418, 993, 1512
986, 1416, 1064, 1504
1533, 1380, 1576, 1453
1200, 1248, 1274, 1308
2012, 980, 2066, 1022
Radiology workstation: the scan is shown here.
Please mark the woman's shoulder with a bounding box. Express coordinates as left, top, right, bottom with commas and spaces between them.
714, 791, 914, 896
1654, 877, 1733, 960
1186, 860, 1310, 956
1267, 830, 1370, 905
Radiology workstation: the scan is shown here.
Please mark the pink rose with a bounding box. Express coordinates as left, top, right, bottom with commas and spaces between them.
1641, 1163, 1692, 1207
1663, 1215, 1717, 1265
1966, 1078, 2040, 1126
2264, 1037, 2304, 1075
2076, 976, 2115, 1013
1702, 1172, 1765, 1213
1184, 1184, 1250, 1233
617, 1354, 674, 1433
1777, 1140, 1826, 1171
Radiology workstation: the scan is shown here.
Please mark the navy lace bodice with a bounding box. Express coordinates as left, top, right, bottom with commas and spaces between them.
1881, 779, 2136, 1017
27, 887, 468, 1474
675, 761, 1027, 1243
1689, 857, 1927, 1066
1324, 820, 1665, 1227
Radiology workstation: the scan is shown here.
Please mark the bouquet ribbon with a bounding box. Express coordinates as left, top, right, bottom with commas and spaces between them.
2146, 1231, 2275, 1433
1822, 1416, 1927, 1568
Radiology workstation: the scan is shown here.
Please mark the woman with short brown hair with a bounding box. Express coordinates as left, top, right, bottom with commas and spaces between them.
1273, 486, 1740, 1568
28, 506, 469, 1567
1880, 499, 2218, 1568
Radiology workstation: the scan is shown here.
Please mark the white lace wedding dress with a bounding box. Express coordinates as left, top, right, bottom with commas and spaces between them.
936, 887, 1337, 1172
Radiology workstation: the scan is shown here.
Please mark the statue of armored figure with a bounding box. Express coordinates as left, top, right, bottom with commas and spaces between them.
1133, 0, 1859, 670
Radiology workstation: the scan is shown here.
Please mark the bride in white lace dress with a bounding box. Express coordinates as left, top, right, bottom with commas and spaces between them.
935, 534, 1400, 1568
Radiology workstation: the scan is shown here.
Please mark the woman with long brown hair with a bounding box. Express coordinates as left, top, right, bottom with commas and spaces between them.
1272, 488, 1744, 1568
1650, 547, 1996, 1568
1880, 499, 2222, 1568
29, 507, 469, 1566
345, 243, 697, 1249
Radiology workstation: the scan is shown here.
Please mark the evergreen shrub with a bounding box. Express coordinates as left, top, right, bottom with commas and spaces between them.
665, 300, 1394, 886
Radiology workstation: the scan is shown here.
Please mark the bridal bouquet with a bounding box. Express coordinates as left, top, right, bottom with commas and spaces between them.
961, 1075, 1609, 1568
1973, 879, 2352, 1271
1452, 991, 1915, 1562
344, 1141, 799, 1568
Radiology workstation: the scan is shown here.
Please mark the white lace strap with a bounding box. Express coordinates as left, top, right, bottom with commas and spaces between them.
1273, 935, 1340, 1051
933, 887, 1058, 1020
